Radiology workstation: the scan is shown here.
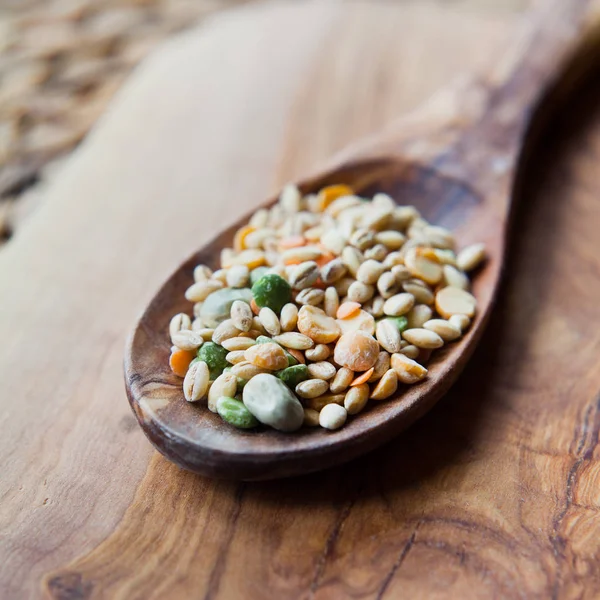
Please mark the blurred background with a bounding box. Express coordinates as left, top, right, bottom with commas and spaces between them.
0, 0, 525, 246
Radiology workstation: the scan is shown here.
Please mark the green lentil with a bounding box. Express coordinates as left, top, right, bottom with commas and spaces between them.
250, 266, 270, 285
251, 273, 291, 314
199, 287, 253, 327
216, 396, 259, 429
197, 342, 229, 380
276, 364, 309, 389
388, 316, 408, 333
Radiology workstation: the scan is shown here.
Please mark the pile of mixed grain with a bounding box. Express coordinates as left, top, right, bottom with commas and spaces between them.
168, 184, 485, 432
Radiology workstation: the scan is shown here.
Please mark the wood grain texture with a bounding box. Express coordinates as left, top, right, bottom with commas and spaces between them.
3, 0, 600, 597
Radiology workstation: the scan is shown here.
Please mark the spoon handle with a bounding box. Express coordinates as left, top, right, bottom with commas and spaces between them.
450, 0, 600, 192
336, 0, 600, 213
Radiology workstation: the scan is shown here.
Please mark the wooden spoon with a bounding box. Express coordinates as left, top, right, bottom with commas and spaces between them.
125, 0, 600, 480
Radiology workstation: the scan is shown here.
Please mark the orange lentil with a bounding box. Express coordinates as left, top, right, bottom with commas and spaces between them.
287, 348, 306, 364
250, 298, 261, 316
315, 252, 336, 268
336, 301, 361, 319
233, 225, 256, 252
279, 236, 306, 249
244, 255, 267, 270
317, 184, 354, 211
350, 367, 375, 386
283, 257, 304, 266
238, 331, 256, 338
416, 247, 441, 262
169, 348, 195, 377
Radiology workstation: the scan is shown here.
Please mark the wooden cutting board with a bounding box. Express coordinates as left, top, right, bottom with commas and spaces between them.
3, 0, 600, 598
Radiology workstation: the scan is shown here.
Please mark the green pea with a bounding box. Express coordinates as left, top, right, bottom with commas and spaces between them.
236, 377, 248, 390
276, 364, 309, 389
197, 342, 229, 380
387, 316, 408, 333
256, 335, 273, 344
285, 351, 298, 367
199, 287, 253, 327
250, 266, 270, 286
251, 273, 291, 314
216, 396, 259, 429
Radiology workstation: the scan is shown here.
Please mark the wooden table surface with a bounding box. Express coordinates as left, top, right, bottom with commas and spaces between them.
3, 1, 600, 598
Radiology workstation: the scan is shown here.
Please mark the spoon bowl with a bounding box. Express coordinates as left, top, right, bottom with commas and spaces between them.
125, 157, 500, 480
125, 1, 600, 479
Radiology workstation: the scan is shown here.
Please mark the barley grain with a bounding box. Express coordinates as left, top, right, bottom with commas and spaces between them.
341, 246, 364, 277
457, 243, 486, 272
391, 353, 428, 384
289, 261, 320, 290
303, 408, 321, 427
305, 344, 331, 362
406, 304, 433, 328
423, 319, 461, 341
334, 276, 354, 296
383, 252, 405, 269
442, 265, 469, 290
193, 265, 213, 282
185, 280, 223, 302
319, 404, 348, 430
171, 329, 204, 351
403, 281, 434, 305
376, 319, 403, 353
221, 337, 257, 351
347, 281, 375, 303
183, 360, 210, 402
377, 271, 400, 298
296, 288, 324, 306
280, 303, 299, 332
329, 367, 354, 394
273, 332, 315, 350
435, 287, 477, 318
281, 246, 323, 263
226, 265, 250, 288
399, 344, 419, 359
320, 229, 347, 255
344, 384, 370, 415
169, 313, 191, 338
230, 300, 253, 332
449, 313, 471, 332
321, 258, 347, 284
258, 307, 281, 336
368, 351, 391, 382
207, 372, 237, 412
375, 230, 406, 250
324, 287, 340, 318
212, 319, 242, 344
307, 361, 337, 380
364, 244, 388, 261
403, 328, 444, 349
296, 378, 329, 398
279, 183, 301, 213
370, 369, 398, 400
357, 259, 385, 285
225, 350, 246, 364
383, 293, 414, 316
